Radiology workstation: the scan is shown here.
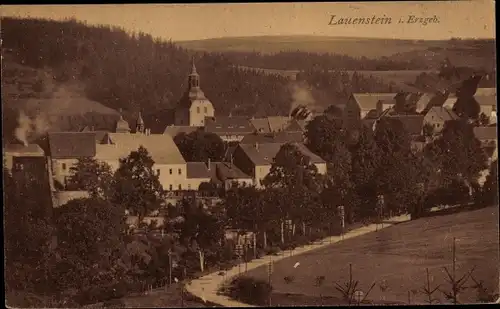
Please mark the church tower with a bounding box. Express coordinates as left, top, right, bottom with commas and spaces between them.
115, 109, 131, 133
136, 112, 145, 134
174, 58, 215, 127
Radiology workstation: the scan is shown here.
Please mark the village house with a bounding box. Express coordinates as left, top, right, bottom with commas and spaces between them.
209, 160, 254, 190
473, 126, 498, 149
346, 93, 398, 119
231, 142, 327, 188
45, 132, 97, 189
423, 106, 460, 134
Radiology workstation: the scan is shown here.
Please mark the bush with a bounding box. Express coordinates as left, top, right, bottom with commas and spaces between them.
227, 276, 272, 306
264, 246, 281, 256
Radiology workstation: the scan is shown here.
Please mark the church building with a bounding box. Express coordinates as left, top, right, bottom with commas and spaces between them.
174, 60, 215, 126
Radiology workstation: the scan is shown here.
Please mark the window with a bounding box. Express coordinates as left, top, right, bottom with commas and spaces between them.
204, 107, 208, 113
157, 169, 161, 176
188, 184, 191, 190
197, 107, 200, 113
178, 169, 182, 175
178, 184, 182, 190
62, 163, 67, 170
169, 169, 172, 175
169, 184, 173, 191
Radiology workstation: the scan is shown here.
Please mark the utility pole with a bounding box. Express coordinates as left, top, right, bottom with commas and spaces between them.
268, 256, 273, 307
168, 250, 172, 286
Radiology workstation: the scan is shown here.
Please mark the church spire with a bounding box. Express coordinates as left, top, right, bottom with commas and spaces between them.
136, 111, 144, 134
188, 57, 200, 89
191, 57, 198, 75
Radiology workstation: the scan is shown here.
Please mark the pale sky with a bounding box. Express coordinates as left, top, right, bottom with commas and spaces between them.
1, 1, 495, 41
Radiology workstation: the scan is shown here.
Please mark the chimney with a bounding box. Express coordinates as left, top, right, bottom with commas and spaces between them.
207, 158, 211, 170
255, 142, 259, 151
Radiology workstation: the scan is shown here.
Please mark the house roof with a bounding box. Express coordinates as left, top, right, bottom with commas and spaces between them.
250, 118, 270, 133
475, 95, 497, 108
48, 132, 97, 159
475, 88, 496, 96
4, 143, 45, 156
240, 131, 304, 145
215, 162, 252, 181
352, 93, 397, 110
204, 116, 255, 135
239, 142, 325, 166
426, 106, 460, 122
473, 126, 497, 141
415, 93, 435, 113
95, 133, 186, 165
79, 127, 110, 143
163, 125, 201, 137
381, 115, 425, 136
186, 162, 211, 179
267, 116, 292, 132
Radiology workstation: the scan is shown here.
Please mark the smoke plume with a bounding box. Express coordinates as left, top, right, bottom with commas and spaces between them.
289, 83, 316, 115
14, 110, 50, 146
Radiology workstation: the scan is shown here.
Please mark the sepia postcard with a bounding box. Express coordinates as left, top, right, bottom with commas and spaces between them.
1, 1, 498, 307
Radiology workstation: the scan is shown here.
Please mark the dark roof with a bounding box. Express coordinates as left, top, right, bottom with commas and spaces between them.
215, 162, 252, 181
381, 115, 425, 136
204, 116, 255, 135
48, 132, 97, 158
284, 119, 305, 132
80, 127, 110, 143
240, 131, 304, 145
4, 143, 45, 156
164, 125, 201, 137
186, 162, 211, 179
250, 118, 271, 133
239, 142, 325, 166
473, 126, 497, 141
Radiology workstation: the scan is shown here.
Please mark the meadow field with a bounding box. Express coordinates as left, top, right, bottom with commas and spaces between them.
244, 206, 499, 305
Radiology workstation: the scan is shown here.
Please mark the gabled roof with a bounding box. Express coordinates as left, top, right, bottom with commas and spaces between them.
267, 116, 292, 132
238, 142, 325, 166
48, 132, 97, 159
250, 118, 270, 133
473, 126, 497, 141
96, 133, 186, 165
4, 143, 45, 156
186, 162, 211, 179
285, 119, 305, 132
425, 106, 460, 122
79, 127, 110, 143
215, 162, 252, 180
240, 131, 304, 145
163, 125, 201, 137
352, 93, 397, 110
205, 116, 255, 135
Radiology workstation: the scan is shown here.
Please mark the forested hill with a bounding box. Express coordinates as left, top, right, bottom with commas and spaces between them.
1, 17, 295, 120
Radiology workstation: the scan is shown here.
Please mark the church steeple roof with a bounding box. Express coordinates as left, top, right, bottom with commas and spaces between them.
190, 57, 198, 76
116, 109, 131, 133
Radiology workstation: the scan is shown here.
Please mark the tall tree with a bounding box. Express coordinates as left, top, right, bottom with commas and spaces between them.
52, 198, 128, 296
4, 163, 54, 294
424, 119, 488, 191
112, 146, 165, 223
262, 143, 323, 241
176, 199, 225, 272
174, 130, 225, 162
68, 157, 114, 199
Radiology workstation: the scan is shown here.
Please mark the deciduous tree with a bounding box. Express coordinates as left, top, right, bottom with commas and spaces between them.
112, 146, 166, 223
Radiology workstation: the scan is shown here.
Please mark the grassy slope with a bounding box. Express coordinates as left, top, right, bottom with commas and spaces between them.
176, 36, 444, 58
2, 56, 119, 117
245, 206, 499, 305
